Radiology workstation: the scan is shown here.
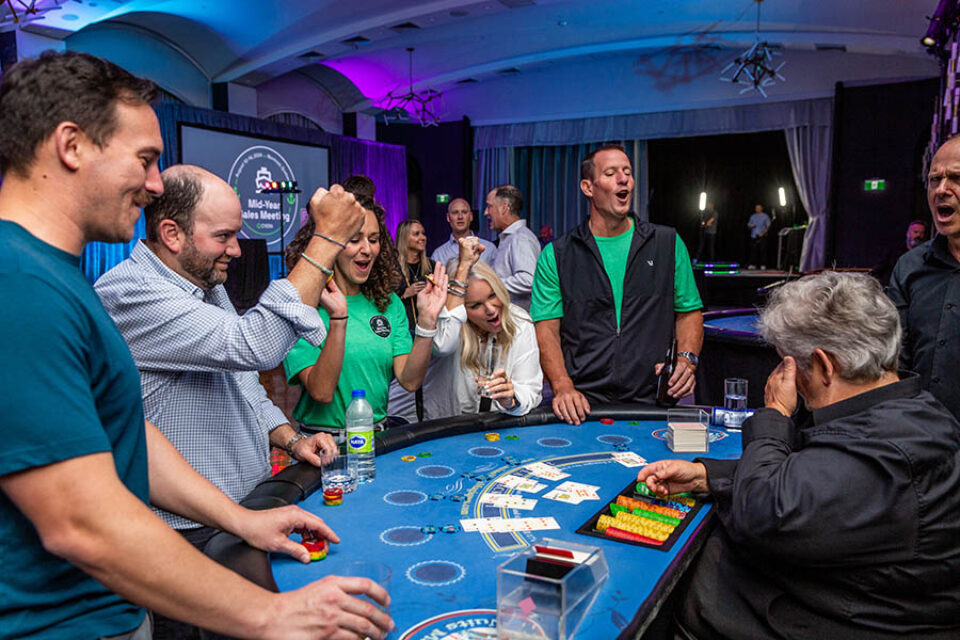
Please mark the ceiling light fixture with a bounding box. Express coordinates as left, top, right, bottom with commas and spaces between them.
381, 47, 443, 127
719, 0, 786, 98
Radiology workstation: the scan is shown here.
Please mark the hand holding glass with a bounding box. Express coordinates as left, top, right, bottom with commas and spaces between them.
477, 340, 503, 398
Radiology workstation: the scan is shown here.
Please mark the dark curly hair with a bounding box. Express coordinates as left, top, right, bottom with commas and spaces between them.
286, 195, 399, 312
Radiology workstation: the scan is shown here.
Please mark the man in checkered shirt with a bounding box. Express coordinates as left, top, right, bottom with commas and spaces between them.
97, 165, 359, 637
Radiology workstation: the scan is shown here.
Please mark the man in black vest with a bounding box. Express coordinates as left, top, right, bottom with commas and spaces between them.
530, 144, 703, 424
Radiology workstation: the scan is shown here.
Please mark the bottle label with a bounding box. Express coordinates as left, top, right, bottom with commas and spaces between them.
348, 430, 374, 454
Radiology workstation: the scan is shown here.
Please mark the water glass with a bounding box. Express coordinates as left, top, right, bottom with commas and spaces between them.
724, 378, 748, 411
342, 560, 393, 637
478, 340, 504, 398
321, 453, 357, 494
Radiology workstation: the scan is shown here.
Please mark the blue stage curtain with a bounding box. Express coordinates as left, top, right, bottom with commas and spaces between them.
80, 103, 406, 284
475, 141, 645, 242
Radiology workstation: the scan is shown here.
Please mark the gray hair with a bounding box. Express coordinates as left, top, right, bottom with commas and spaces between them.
759, 271, 900, 382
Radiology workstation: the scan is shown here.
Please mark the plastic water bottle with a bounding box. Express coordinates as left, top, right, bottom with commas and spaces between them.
346, 389, 376, 483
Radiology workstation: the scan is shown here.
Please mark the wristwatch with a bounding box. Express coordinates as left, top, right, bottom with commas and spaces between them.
284, 432, 308, 455
677, 351, 700, 367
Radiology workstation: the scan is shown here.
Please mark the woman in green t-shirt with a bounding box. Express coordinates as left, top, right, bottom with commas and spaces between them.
283, 198, 448, 433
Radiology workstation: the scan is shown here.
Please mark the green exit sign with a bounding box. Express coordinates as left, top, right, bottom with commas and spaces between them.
864, 179, 886, 192
436, 193, 450, 203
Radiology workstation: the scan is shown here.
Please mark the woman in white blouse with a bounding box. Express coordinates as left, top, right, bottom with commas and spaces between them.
427, 237, 542, 418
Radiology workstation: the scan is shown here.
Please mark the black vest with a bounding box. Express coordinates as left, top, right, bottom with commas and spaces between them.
553, 216, 676, 404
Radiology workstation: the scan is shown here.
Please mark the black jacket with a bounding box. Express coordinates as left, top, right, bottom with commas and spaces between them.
553, 216, 676, 404
686, 375, 960, 638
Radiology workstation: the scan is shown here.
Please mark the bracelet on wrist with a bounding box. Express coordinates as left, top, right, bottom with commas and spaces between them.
447, 287, 465, 298
299, 253, 334, 282
313, 233, 347, 250
328, 316, 348, 321
415, 324, 438, 338
450, 278, 468, 289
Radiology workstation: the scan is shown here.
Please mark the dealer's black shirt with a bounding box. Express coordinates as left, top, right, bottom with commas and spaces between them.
684, 375, 960, 639
888, 235, 960, 420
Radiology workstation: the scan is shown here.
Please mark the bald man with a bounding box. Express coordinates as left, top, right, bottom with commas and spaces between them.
96, 165, 362, 635
889, 136, 960, 421
431, 197, 497, 268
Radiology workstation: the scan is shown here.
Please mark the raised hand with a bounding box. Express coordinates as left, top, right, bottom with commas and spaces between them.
308, 184, 366, 248
457, 235, 484, 268
415, 261, 448, 328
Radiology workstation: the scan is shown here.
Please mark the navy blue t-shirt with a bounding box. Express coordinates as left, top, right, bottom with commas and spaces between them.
0, 220, 148, 638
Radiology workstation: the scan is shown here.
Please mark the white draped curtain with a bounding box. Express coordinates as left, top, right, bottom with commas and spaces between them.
785, 124, 832, 271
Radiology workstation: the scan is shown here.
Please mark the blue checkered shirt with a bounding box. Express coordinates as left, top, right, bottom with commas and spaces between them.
96, 241, 326, 529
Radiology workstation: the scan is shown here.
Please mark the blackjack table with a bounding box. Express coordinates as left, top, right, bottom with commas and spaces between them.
204, 405, 742, 639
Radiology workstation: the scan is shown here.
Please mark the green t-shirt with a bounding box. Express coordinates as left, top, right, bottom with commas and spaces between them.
530, 223, 702, 326
0, 221, 148, 639
284, 292, 411, 429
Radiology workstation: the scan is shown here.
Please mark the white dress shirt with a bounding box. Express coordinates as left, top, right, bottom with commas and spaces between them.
426, 304, 542, 419
491, 219, 541, 311
431, 233, 498, 269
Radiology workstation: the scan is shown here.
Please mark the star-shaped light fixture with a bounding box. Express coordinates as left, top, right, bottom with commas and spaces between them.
381, 47, 443, 127
719, 0, 786, 98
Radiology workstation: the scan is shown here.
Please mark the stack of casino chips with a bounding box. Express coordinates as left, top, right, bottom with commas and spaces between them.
596, 494, 693, 545
299, 531, 329, 562
323, 487, 343, 506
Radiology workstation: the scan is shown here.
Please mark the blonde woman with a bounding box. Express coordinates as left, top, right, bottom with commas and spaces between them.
427, 237, 542, 417
395, 220, 435, 333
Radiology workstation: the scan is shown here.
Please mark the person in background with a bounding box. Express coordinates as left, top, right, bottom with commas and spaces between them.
395, 219, 435, 332
283, 201, 447, 437
747, 203, 771, 268
428, 237, 542, 418
696, 202, 718, 263
539, 224, 554, 247
431, 197, 497, 267
485, 184, 542, 311
343, 174, 376, 199
393, 219, 436, 422
871, 219, 928, 286
639, 271, 960, 639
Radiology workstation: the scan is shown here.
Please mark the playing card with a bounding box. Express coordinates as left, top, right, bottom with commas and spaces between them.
612, 451, 648, 467
496, 474, 548, 493
480, 494, 537, 510
525, 461, 570, 481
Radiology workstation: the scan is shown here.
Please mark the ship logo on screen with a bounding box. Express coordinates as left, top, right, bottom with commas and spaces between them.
228, 145, 300, 250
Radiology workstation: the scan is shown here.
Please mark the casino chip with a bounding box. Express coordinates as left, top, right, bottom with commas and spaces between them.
448, 494, 467, 502
418, 452, 433, 458
600, 418, 615, 425
429, 493, 444, 501
505, 435, 519, 440
401, 455, 417, 462
420, 525, 438, 534
441, 524, 462, 533
485, 432, 500, 441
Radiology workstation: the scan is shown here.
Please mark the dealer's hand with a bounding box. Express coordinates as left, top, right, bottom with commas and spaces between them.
636, 460, 708, 498
551, 379, 591, 425
232, 505, 339, 564
765, 356, 798, 417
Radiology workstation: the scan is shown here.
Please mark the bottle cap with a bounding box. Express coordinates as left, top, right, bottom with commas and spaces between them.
351, 389, 366, 398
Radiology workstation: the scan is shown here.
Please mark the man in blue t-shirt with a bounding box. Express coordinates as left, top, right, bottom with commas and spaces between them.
0, 52, 392, 639
747, 203, 772, 268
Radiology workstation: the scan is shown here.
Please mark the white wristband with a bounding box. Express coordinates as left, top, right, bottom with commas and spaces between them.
415, 324, 438, 338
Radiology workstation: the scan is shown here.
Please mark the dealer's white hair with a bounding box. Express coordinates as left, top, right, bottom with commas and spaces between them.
759, 271, 900, 382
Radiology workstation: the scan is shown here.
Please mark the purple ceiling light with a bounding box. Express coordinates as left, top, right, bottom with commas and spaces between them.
381, 47, 443, 127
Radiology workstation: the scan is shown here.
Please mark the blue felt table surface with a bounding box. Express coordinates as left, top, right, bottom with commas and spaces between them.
703, 313, 760, 334
272, 420, 742, 639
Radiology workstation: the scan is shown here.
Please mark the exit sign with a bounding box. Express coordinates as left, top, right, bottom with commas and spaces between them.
436, 193, 450, 203
864, 179, 886, 192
